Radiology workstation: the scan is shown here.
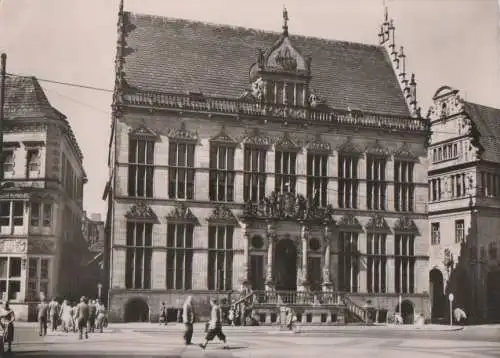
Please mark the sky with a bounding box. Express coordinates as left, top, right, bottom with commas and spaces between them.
0, 0, 499, 218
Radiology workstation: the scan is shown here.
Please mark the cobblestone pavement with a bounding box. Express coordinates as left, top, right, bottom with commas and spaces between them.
8, 324, 500, 357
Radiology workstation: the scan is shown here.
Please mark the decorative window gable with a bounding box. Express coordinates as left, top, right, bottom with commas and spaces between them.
337, 214, 363, 232
168, 122, 198, 142
275, 132, 300, 152
241, 128, 272, 147
394, 142, 418, 162
394, 216, 419, 234
365, 214, 391, 233
365, 140, 390, 158
305, 134, 331, 154
129, 126, 159, 141
125, 201, 158, 222
210, 125, 237, 146
206, 205, 238, 225
165, 204, 198, 224
338, 137, 362, 156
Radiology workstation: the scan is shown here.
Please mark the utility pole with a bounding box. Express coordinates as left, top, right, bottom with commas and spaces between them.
0, 53, 6, 182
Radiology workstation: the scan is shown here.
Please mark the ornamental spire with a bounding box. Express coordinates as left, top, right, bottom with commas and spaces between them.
282, 6, 289, 36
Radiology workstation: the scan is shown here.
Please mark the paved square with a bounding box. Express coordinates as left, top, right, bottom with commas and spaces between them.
8, 323, 500, 357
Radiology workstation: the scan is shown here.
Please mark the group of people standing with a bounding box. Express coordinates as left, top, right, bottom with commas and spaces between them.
37, 296, 108, 340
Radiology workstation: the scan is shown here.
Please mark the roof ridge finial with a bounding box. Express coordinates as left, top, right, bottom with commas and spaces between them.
384, 4, 389, 24
282, 6, 289, 36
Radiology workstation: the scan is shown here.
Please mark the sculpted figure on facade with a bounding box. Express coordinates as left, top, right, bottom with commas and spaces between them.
251, 77, 264, 101
241, 191, 334, 223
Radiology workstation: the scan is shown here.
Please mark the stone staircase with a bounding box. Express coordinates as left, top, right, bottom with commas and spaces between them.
230, 290, 370, 326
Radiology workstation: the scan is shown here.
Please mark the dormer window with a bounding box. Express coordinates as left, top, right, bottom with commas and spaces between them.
265, 81, 305, 106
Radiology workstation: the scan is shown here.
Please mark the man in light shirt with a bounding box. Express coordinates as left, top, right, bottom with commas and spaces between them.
199, 298, 226, 350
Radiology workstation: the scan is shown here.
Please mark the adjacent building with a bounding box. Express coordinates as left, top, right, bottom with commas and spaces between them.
79, 212, 106, 300
427, 87, 500, 323
1, 75, 87, 320
105, 5, 430, 323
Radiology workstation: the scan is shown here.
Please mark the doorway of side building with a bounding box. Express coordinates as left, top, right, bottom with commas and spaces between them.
396, 300, 414, 324
487, 270, 500, 322
430, 268, 446, 322
124, 298, 149, 322
274, 238, 297, 292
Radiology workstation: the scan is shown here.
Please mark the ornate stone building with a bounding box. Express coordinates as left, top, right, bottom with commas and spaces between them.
105, 5, 430, 323
427, 86, 500, 323
1, 75, 87, 320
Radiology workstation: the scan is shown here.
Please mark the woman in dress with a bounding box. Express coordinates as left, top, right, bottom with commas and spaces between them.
2, 302, 16, 353
60, 300, 73, 333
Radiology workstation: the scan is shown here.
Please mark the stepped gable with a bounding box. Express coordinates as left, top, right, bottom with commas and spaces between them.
119, 11, 410, 117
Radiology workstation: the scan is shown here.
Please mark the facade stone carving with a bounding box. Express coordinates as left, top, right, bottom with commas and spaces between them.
365, 214, 391, 233
28, 239, 56, 254
394, 216, 419, 234
241, 128, 272, 147
305, 134, 331, 154
166, 204, 197, 222
365, 140, 390, 157
206, 205, 237, 225
338, 214, 362, 231
428, 87, 465, 120
168, 121, 198, 141
0, 239, 27, 254
210, 125, 237, 145
125, 201, 157, 221
241, 191, 334, 223
394, 142, 418, 161
274, 132, 300, 151
129, 126, 159, 139
442, 248, 454, 273
338, 137, 362, 156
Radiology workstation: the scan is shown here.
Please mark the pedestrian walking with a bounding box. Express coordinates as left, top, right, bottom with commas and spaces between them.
74, 296, 90, 340
159, 302, 167, 326
95, 304, 108, 333
48, 298, 60, 332
60, 300, 73, 333
199, 298, 227, 350
228, 306, 235, 326
1, 302, 15, 353
182, 296, 195, 345
37, 298, 49, 337
88, 300, 97, 333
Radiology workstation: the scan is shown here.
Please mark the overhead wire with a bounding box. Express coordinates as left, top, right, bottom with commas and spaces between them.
4, 72, 494, 137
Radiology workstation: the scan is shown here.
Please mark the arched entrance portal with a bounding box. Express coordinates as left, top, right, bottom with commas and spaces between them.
487, 270, 500, 322
274, 239, 297, 291
124, 298, 149, 322
396, 300, 415, 324
430, 268, 445, 321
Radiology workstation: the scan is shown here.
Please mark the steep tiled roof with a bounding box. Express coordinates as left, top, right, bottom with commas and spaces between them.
4, 75, 65, 119
464, 102, 500, 163
120, 12, 410, 117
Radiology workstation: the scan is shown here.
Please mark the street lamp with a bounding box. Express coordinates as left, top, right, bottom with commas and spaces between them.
97, 282, 102, 300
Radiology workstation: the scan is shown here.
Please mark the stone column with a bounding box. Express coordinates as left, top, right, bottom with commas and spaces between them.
299, 222, 310, 291
322, 223, 333, 292
240, 222, 250, 288
265, 221, 276, 291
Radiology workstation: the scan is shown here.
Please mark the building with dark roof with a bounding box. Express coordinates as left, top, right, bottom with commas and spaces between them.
1, 75, 87, 320
104, 3, 430, 324
427, 87, 500, 324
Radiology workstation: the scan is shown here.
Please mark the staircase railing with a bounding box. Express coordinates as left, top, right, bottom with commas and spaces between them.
342, 295, 368, 323
251, 290, 342, 306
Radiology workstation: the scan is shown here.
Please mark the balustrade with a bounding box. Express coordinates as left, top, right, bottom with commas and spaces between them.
123, 91, 426, 132
251, 290, 342, 306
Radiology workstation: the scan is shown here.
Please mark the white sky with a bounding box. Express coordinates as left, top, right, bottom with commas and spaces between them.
0, 0, 499, 217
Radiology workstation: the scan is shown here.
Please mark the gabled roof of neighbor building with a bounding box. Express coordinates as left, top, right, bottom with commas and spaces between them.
464, 102, 500, 163
4, 75, 66, 120
120, 12, 411, 117
4, 75, 85, 162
